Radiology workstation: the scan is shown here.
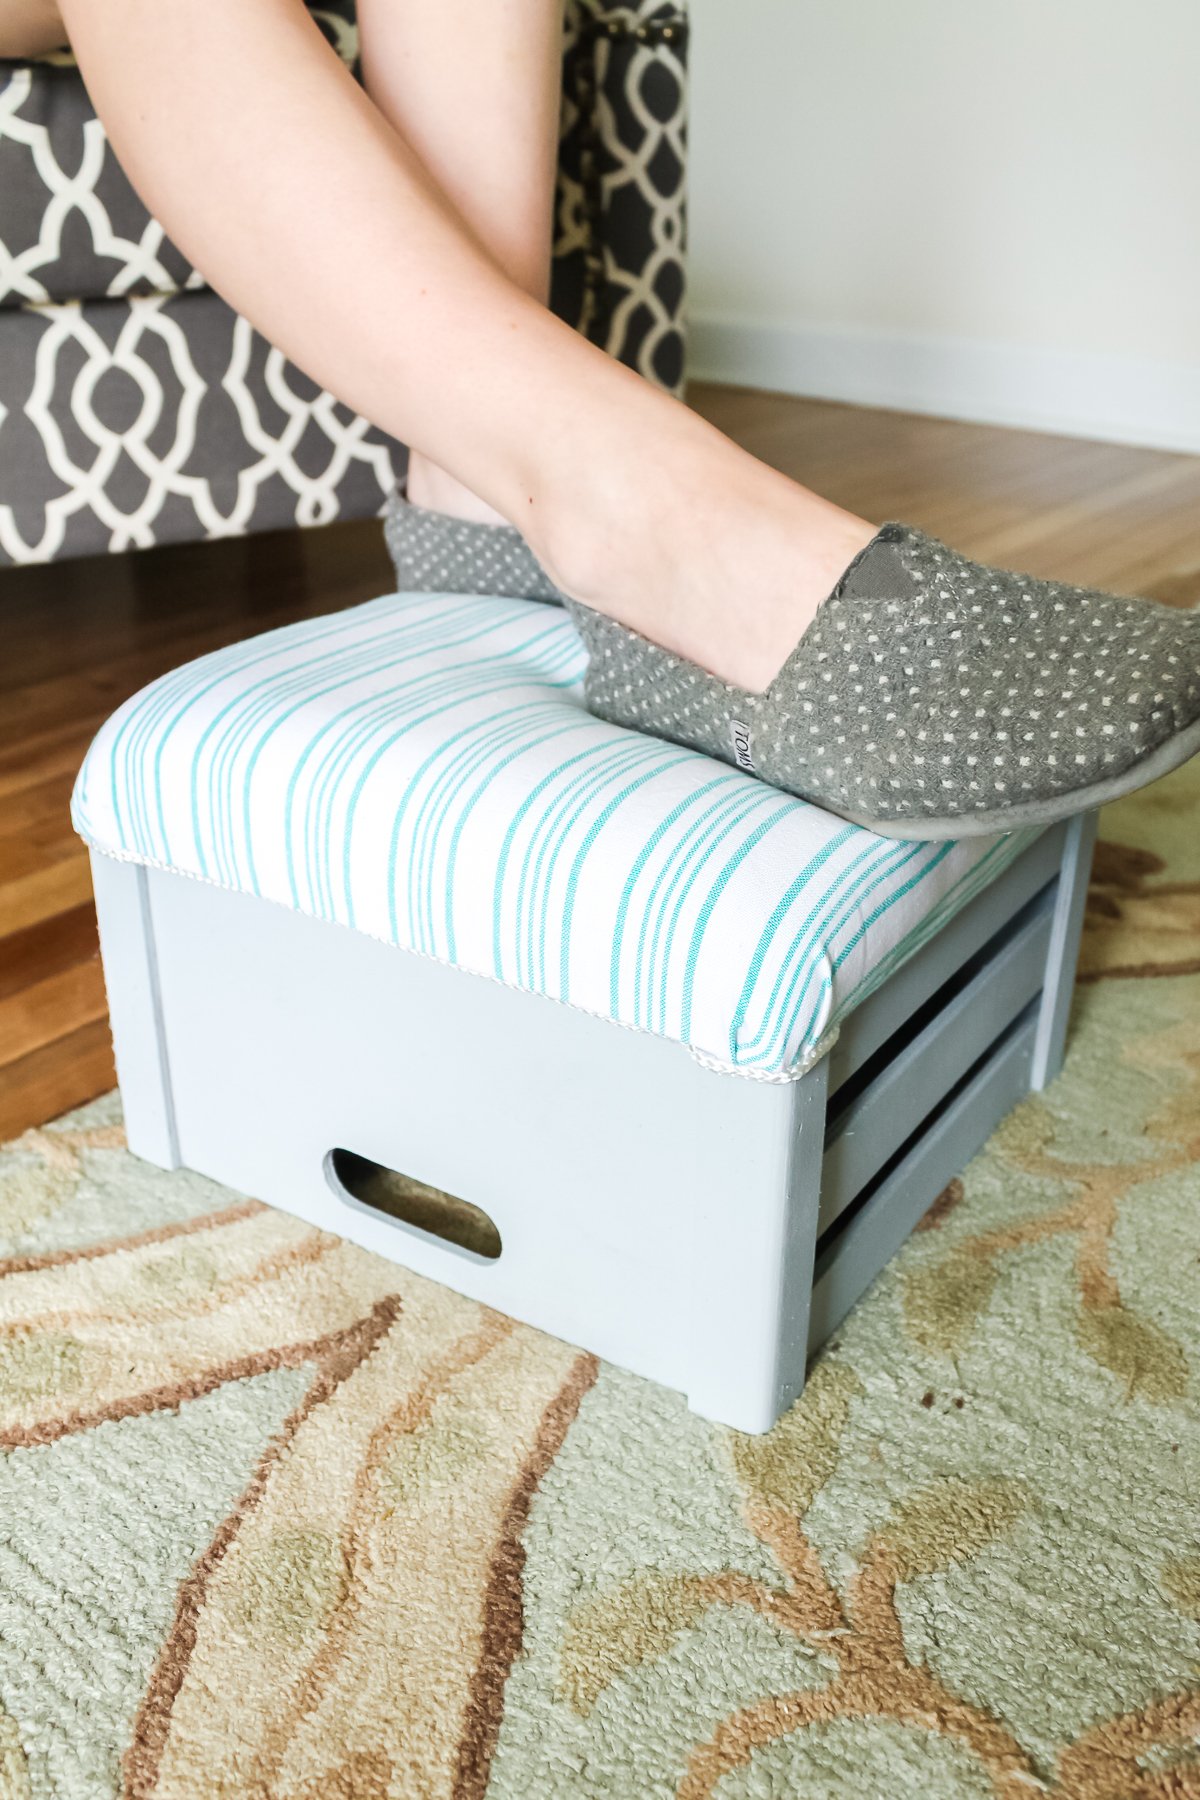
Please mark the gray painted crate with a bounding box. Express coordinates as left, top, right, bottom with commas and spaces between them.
90, 810, 1097, 1434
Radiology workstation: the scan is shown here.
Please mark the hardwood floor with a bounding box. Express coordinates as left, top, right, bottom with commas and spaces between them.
0, 517, 396, 1138
689, 386, 1200, 605
2, 387, 1197, 1139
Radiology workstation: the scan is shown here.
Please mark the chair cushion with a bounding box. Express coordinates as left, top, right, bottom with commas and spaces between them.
72, 592, 1043, 1080
0, 6, 358, 309
0, 288, 402, 565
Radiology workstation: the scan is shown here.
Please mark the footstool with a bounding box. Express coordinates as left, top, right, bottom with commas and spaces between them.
72, 590, 1097, 1433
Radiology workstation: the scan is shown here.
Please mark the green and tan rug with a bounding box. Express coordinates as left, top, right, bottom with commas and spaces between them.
2, 760, 1198, 1800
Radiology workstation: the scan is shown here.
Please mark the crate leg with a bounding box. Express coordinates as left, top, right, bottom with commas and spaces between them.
1031, 810, 1098, 1090
683, 1057, 829, 1434
89, 852, 181, 1169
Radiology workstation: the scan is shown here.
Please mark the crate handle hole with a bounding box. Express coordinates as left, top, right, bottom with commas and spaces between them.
327, 1149, 502, 1261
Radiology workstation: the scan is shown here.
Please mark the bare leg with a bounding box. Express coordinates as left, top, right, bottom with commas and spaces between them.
0, 0, 67, 54
357, 0, 562, 526
55, 0, 876, 693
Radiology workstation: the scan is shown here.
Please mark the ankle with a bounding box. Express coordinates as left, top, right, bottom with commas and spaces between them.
523, 410, 734, 613
526, 430, 880, 692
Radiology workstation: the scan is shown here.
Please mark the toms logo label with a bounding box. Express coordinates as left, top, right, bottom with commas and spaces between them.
730, 718, 755, 772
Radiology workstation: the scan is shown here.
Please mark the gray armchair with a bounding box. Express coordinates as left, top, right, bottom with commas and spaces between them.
0, 0, 687, 566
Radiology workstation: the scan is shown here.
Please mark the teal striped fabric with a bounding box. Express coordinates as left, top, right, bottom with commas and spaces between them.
72, 591, 1041, 1079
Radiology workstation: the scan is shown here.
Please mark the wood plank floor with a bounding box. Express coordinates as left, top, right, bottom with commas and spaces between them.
0, 519, 397, 1139
2, 386, 1198, 1139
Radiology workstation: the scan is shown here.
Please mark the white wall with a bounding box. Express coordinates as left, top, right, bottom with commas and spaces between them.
686, 0, 1200, 451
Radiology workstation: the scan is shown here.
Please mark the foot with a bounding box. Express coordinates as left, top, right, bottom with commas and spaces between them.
406, 406, 878, 693
525, 416, 880, 693
561, 518, 1200, 838
383, 486, 563, 603
389, 431, 876, 680
395, 411, 1200, 838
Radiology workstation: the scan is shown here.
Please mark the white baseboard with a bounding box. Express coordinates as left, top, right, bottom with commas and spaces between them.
687, 316, 1200, 457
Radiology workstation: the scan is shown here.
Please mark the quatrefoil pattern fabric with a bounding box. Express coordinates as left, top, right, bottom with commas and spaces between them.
0, 0, 688, 563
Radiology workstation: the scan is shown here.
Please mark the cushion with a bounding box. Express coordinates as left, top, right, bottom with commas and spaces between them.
1, 2, 688, 567
0, 7, 357, 309
72, 592, 1043, 1080
0, 288, 402, 565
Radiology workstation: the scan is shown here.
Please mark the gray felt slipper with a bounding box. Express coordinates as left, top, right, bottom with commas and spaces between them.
383, 487, 563, 604
561, 521, 1200, 840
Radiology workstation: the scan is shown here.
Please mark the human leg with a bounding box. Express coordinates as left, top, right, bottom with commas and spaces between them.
52, 0, 1200, 830
0, 0, 66, 56
356, 0, 564, 526
54, 0, 877, 695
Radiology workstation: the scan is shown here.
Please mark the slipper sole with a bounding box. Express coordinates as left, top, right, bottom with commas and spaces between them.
828, 712, 1200, 841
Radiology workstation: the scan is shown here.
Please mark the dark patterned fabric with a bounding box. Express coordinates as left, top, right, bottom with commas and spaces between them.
0, 0, 687, 566
554, 4, 687, 392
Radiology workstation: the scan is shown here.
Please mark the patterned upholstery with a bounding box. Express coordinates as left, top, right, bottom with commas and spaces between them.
0, 0, 688, 564
73, 591, 1041, 1081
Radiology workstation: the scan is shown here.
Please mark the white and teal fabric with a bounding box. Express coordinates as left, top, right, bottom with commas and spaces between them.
73, 592, 1042, 1080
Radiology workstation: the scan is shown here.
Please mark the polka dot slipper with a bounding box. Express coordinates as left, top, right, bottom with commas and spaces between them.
562, 522, 1200, 840
382, 487, 563, 605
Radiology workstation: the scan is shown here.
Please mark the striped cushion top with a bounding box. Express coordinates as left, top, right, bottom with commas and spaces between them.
72, 591, 1041, 1080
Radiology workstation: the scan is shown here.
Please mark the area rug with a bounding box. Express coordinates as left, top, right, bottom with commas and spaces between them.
1, 760, 1198, 1800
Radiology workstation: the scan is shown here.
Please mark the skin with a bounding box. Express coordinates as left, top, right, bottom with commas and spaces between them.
7, 0, 878, 693
356, 0, 562, 526
0, 0, 64, 55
